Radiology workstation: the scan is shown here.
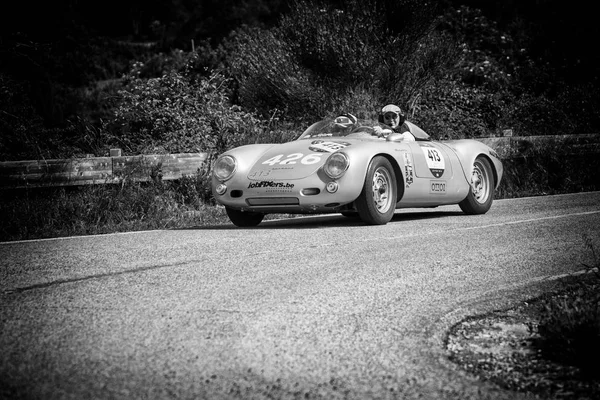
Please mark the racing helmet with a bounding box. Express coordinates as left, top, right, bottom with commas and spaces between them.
334, 113, 358, 129
379, 104, 405, 124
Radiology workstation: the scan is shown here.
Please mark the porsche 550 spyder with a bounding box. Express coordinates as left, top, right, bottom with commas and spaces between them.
211, 117, 503, 227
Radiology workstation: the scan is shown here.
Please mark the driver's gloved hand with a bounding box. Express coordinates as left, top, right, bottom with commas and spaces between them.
373, 126, 392, 138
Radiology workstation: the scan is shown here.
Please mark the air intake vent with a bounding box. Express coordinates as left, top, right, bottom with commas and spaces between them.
246, 197, 299, 206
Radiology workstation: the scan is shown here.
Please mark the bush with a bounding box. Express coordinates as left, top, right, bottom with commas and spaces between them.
0, 73, 47, 160
508, 93, 577, 136
223, 26, 325, 121
223, 0, 458, 122
107, 56, 266, 158
279, 0, 388, 85
411, 79, 505, 139
431, 5, 600, 138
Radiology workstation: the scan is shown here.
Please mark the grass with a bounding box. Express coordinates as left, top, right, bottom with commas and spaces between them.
0, 176, 226, 242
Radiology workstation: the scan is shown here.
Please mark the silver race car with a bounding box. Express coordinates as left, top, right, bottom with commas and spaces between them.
211, 117, 503, 227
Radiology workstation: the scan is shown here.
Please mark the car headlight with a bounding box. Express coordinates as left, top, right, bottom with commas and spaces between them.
213, 155, 237, 181
323, 152, 349, 179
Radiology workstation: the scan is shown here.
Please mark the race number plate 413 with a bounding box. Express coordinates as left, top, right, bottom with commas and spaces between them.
420, 143, 445, 178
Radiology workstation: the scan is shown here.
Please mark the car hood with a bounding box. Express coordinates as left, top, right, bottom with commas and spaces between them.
247, 139, 354, 180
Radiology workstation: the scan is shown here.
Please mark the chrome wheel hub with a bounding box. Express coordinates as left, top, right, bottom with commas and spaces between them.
372, 168, 393, 213
471, 161, 490, 204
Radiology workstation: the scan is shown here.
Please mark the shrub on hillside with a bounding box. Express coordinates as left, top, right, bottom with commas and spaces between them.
508, 93, 577, 136
409, 79, 510, 139
0, 73, 47, 160
279, 0, 387, 85
556, 84, 600, 134
224, 0, 458, 122
107, 57, 265, 158
439, 6, 530, 93
224, 26, 324, 121
0, 72, 112, 160
435, 5, 600, 137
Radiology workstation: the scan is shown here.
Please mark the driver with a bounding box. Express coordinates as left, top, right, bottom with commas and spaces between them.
373, 104, 415, 141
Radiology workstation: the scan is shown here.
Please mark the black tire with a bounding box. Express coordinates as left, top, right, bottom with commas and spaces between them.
225, 207, 264, 227
459, 156, 495, 215
355, 156, 397, 225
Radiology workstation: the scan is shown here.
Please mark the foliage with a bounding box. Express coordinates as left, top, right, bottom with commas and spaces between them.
417, 6, 523, 138
440, 6, 520, 90
0, 72, 118, 160
499, 0, 600, 88
223, 0, 458, 121
409, 4, 600, 139
107, 55, 265, 158
223, 26, 324, 121
280, 0, 388, 85
414, 78, 584, 140
0, 73, 46, 160
411, 79, 505, 139
554, 83, 600, 135
5, 0, 599, 162
507, 93, 577, 136
0, 34, 158, 160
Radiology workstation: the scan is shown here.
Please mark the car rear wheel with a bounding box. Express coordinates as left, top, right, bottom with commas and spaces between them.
225, 207, 264, 227
355, 156, 397, 225
459, 156, 495, 215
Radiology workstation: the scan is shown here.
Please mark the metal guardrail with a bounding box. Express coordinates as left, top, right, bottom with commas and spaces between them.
0, 152, 208, 189
477, 133, 600, 159
0, 134, 598, 189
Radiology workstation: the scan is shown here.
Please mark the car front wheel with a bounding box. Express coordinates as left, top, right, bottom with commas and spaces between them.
225, 207, 264, 227
355, 156, 397, 225
459, 156, 495, 215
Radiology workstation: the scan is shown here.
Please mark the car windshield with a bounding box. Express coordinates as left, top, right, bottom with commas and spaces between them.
297, 119, 378, 140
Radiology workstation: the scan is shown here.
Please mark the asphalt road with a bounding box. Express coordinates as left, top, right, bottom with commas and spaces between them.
1, 192, 600, 400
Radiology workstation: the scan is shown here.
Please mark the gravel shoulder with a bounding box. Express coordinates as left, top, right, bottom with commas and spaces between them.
445, 280, 600, 400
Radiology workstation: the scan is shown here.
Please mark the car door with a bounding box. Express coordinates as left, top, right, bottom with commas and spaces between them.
397, 141, 465, 206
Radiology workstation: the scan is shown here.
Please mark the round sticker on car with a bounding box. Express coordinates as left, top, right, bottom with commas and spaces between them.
309, 141, 351, 153
420, 144, 445, 178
